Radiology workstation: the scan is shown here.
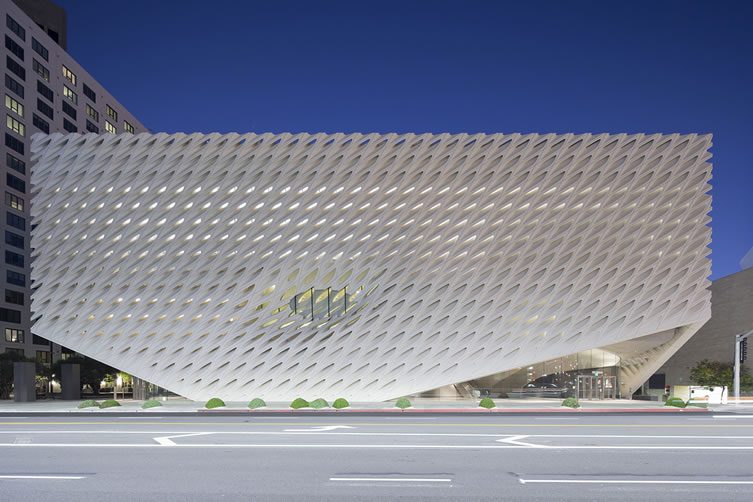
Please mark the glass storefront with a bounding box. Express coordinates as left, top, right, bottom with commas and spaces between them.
468, 348, 621, 399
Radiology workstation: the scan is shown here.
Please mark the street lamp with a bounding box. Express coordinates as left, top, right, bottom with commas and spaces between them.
734, 329, 753, 402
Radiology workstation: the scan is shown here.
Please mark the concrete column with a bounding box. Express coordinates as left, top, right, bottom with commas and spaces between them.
13, 361, 36, 402
60, 363, 81, 400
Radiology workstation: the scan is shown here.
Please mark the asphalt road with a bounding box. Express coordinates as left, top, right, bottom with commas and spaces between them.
1, 414, 753, 501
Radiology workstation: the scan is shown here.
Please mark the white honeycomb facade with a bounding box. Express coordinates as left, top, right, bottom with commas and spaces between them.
30, 132, 712, 401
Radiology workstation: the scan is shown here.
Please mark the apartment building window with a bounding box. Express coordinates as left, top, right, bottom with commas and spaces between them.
4, 75, 23, 99
5, 289, 23, 306
4, 327, 23, 343
6, 212, 25, 230
62, 65, 76, 85
85, 104, 98, 121
124, 120, 134, 134
4, 133, 24, 154
6, 154, 25, 175
4, 94, 23, 117
83, 83, 96, 102
62, 101, 76, 119
6, 115, 24, 136
62, 118, 77, 133
36, 351, 50, 364
5, 192, 23, 211
6, 271, 24, 287
6, 173, 25, 193
33, 59, 49, 82
85, 120, 98, 133
4, 36, 24, 61
5, 231, 23, 249
37, 99, 53, 119
63, 85, 77, 104
37, 81, 53, 102
105, 120, 116, 134
6, 57, 25, 81
106, 105, 118, 121
32, 113, 49, 133
5, 250, 24, 268
6, 15, 25, 41
32, 37, 48, 61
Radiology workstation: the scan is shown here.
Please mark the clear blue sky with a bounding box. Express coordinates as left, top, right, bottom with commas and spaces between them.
57, 0, 752, 280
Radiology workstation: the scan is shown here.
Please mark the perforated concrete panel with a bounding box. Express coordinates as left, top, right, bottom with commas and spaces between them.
30, 132, 712, 401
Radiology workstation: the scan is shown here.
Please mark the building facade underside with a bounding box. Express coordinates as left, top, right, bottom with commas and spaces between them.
30, 132, 712, 401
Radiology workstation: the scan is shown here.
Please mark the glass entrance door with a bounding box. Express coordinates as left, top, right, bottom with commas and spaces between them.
577, 375, 596, 400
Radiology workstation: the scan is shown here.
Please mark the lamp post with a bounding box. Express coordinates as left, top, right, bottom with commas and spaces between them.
733, 329, 753, 403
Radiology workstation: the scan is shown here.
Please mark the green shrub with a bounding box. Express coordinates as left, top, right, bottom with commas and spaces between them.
332, 398, 350, 409
395, 397, 412, 410
141, 399, 162, 409
665, 396, 687, 408
99, 399, 121, 409
310, 398, 329, 409
77, 399, 99, 409
205, 397, 226, 409
479, 397, 496, 409
290, 397, 310, 409
561, 397, 580, 408
248, 398, 266, 409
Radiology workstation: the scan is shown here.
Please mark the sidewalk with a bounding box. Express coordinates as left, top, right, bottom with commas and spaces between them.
0, 397, 714, 415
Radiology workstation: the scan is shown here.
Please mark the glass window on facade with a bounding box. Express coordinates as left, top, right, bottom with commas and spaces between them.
5, 75, 23, 98
6, 153, 25, 175
7, 173, 25, 193
4, 327, 23, 343
6, 114, 24, 136
105, 120, 116, 134
124, 120, 134, 134
4, 94, 23, 117
6, 56, 25, 80
5, 36, 24, 60
63, 118, 77, 133
33, 113, 49, 133
63, 85, 77, 104
6, 15, 25, 41
86, 104, 98, 121
62, 65, 76, 85
37, 81, 53, 102
7, 270, 25, 287
32, 37, 48, 60
5, 289, 23, 305
33, 59, 49, 81
4, 133, 24, 154
83, 83, 96, 102
106, 105, 118, 121
5, 192, 23, 211
36, 351, 50, 364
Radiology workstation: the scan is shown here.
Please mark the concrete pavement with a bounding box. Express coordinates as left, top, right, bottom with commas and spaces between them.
1, 414, 753, 500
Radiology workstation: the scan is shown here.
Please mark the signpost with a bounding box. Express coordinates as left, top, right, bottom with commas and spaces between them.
734, 329, 753, 402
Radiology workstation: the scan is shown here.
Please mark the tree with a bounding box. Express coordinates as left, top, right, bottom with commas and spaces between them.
689, 359, 753, 390
0, 351, 34, 399
52, 356, 117, 396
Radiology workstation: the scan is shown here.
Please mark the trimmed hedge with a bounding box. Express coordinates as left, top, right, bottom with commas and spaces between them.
99, 399, 121, 409
248, 398, 266, 409
205, 397, 226, 409
310, 398, 329, 409
142, 399, 162, 409
479, 397, 496, 409
665, 396, 687, 408
290, 397, 310, 409
395, 397, 412, 410
561, 397, 580, 409
332, 398, 350, 410
77, 399, 99, 409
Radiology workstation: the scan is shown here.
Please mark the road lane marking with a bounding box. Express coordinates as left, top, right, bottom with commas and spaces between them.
153, 432, 214, 446
284, 425, 355, 432
713, 415, 753, 419
2, 443, 753, 450
0, 475, 84, 480
496, 435, 548, 448
519, 478, 753, 485
330, 477, 451, 482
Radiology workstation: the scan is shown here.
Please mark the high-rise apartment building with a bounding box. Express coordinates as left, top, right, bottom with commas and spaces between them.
1, 0, 146, 364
